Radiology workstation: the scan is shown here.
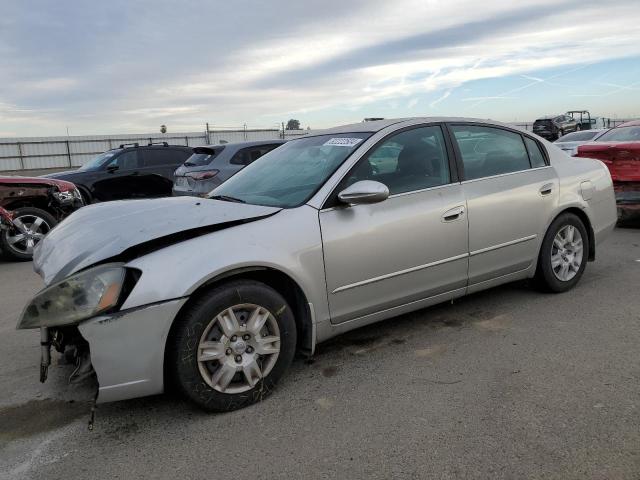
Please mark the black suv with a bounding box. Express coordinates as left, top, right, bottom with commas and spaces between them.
43, 143, 193, 203
532, 114, 580, 141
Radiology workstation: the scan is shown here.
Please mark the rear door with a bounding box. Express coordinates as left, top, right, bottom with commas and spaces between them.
92, 150, 142, 201
448, 123, 558, 290
139, 148, 191, 197
319, 124, 468, 324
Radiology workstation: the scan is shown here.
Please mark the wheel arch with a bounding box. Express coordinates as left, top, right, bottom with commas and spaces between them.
76, 184, 93, 204
560, 207, 596, 261
535, 207, 596, 273
164, 266, 315, 373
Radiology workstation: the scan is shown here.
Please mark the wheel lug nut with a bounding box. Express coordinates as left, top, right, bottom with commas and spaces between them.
243, 334, 250, 340
230, 335, 237, 342
247, 346, 254, 353
235, 355, 242, 363
225, 348, 232, 355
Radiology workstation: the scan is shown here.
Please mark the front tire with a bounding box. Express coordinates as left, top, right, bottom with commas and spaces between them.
168, 280, 296, 412
0, 207, 57, 261
535, 213, 588, 293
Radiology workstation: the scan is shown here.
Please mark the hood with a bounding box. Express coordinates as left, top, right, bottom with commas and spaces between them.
41, 170, 82, 179
33, 196, 281, 285
0, 175, 77, 191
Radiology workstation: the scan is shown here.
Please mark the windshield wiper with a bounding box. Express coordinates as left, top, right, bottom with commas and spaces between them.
209, 195, 246, 204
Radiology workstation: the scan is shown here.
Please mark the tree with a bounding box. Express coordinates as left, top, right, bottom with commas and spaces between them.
286, 119, 301, 130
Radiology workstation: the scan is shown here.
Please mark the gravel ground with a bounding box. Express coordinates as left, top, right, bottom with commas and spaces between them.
1, 227, 639, 479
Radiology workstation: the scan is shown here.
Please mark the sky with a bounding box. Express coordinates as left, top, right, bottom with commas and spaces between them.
0, 0, 639, 137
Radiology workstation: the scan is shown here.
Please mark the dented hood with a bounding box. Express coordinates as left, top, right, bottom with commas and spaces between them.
33, 197, 281, 285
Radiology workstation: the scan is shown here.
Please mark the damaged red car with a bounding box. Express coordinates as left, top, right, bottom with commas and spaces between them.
0, 176, 83, 260
576, 120, 640, 222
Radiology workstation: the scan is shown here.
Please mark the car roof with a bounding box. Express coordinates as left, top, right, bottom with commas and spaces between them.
202, 139, 286, 149
617, 120, 640, 128
304, 117, 519, 137
115, 144, 192, 151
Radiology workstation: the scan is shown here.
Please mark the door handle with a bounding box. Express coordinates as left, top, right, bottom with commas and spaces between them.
539, 183, 553, 196
442, 205, 465, 222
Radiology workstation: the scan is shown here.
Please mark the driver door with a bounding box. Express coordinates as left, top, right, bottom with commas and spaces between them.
319, 124, 469, 324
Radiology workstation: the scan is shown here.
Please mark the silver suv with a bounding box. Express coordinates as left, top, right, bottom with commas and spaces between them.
173, 140, 286, 197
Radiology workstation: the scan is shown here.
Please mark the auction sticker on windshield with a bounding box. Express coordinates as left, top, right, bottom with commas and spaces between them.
323, 138, 364, 147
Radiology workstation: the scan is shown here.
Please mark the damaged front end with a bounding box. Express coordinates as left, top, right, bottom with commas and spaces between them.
20, 196, 282, 403
17, 263, 138, 386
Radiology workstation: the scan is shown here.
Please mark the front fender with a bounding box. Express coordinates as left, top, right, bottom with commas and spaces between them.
121, 205, 329, 327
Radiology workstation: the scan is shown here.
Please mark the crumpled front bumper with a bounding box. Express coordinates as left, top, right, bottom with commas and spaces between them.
78, 297, 187, 404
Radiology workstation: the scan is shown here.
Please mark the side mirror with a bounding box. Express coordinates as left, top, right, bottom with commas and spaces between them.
106, 165, 119, 173
338, 180, 389, 205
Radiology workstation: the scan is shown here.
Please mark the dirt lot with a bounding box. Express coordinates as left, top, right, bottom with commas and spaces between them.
1, 227, 639, 479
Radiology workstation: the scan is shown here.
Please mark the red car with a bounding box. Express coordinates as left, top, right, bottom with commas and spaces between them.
0, 176, 83, 260
576, 120, 640, 221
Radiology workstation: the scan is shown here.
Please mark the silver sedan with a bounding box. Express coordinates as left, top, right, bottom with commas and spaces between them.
18, 117, 617, 412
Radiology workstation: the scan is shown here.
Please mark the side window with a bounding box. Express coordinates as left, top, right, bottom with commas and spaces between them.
230, 148, 250, 166
107, 150, 139, 170
231, 145, 279, 166
523, 137, 547, 168
343, 125, 451, 195
143, 149, 183, 167
451, 125, 531, 180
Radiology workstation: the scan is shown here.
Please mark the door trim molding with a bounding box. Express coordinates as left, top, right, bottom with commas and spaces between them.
469, 234, 537, 257
332, 252, 469, 294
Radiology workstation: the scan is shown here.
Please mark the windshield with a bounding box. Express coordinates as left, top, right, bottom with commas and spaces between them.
597, 126, 640, 142
210, 132, 372, 208
78, 150, 119, 170
556, 131, 601, 142
184, 146, 225, 167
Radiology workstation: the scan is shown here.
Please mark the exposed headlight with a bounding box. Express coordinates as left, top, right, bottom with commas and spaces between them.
52, 188, 82, 204
17, 264, 127, 330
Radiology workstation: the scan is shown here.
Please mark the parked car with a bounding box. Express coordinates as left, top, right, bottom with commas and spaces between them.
576, 120, 640, 221
0, 176, 83, 260
19, 117, 616, 412
554, 129, 608, 156
173, 140, 286, 197
533, 114, 580, 140
43, 143, 193, 203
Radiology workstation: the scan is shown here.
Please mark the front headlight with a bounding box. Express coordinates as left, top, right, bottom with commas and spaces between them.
17, 264, 127, 330
52, 189, 81, 204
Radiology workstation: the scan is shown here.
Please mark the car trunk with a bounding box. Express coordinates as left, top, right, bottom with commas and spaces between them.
533, 120, 553, 134
576, 143, 640, 182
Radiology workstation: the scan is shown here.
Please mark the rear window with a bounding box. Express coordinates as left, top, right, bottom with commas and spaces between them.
596, 126, 640, 142
534, 119, 552, 125
556, 131, 600, 142
184, 146, 225, 167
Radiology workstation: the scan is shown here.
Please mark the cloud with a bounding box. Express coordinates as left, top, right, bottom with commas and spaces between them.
0, 0, 639, 135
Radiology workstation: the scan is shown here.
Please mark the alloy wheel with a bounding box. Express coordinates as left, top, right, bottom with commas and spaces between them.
551, 225, 584, 282
197, 303, 280, 394
4, 214, 51, 255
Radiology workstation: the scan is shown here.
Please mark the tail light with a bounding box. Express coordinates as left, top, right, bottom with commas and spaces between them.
185, 170, 219, 181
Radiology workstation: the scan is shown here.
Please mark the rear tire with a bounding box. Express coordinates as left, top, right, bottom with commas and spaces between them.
535, 213, 589, 293
0, 207, 57, 261
168, 280, 297, 412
